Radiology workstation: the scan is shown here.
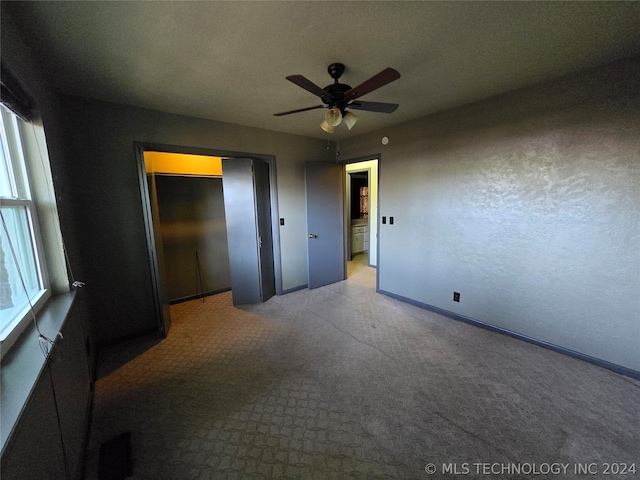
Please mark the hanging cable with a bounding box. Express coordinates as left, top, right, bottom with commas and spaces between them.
3, 91, 80, 480
46, 361, 71, 480
30, 123, 67, 281
27, 121, 88, 357
29, 126, 82, 480
0, 208, 59, 356
2, 209, 40, 334
29, 122, 83, 288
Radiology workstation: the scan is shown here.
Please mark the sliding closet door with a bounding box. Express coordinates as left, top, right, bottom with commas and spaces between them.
222, 158, 275, 305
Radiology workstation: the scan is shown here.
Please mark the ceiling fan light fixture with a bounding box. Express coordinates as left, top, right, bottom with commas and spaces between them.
325, 107, 343, 127
343, 111, 358, 130
320, 120, 335, 133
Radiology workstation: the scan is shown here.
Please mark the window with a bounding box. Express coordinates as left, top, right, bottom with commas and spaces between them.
0, 106, 50, 353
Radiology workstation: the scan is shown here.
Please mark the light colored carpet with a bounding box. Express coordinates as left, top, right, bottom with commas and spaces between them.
85, 256, 639, 479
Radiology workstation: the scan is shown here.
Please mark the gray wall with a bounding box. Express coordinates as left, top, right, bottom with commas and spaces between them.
340, 57, 640, 372
155, 175, 231, 301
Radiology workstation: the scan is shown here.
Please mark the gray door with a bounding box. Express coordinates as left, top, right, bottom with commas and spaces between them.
222, 158, 275, 305
305, 162, 345, 288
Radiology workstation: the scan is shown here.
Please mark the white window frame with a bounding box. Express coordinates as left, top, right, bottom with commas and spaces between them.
0, 107, 51, 356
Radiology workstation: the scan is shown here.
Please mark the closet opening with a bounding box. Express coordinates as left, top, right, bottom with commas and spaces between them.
136, 145, 281, 337
145, 152, 230, 304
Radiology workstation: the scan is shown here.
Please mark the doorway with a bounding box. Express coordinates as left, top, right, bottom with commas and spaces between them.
345, 159, 378, 271
303, 158, 379, 291
136, 144, 281, 337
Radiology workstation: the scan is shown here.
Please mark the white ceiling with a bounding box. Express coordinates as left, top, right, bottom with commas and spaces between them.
5, 1, 640, 139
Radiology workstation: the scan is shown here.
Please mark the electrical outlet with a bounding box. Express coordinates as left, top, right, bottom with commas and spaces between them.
453, 292, 460, 302
390, 216, 394, 225
382, 216, 387, 224
280, 218, 285, 226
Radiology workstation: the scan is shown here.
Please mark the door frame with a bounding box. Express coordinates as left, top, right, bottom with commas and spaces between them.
134, 142, 282, 336
338, 154, 381, 291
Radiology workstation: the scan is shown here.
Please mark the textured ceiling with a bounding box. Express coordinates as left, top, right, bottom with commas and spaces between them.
4, 1, 640, 139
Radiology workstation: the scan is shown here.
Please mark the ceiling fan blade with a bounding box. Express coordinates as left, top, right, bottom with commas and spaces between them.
344, 68, 401, 102
273, 105, 325, 116
348, 101, 399, 113
286, 74, 333, 101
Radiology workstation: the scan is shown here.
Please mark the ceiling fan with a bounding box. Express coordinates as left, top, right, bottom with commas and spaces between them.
274, 63, 400, 133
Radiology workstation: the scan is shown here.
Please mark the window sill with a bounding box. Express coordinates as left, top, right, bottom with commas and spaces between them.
0, 290, 76, 452
0, 289, 50, 357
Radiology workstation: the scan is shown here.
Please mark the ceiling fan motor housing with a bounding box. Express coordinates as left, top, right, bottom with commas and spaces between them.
322, 83, 351, 109
323, 63, 351, 111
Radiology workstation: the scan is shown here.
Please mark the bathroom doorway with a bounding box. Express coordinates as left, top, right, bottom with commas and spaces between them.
345, 159, 378, 270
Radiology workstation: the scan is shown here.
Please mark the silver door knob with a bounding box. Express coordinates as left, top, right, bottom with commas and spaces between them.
308, 234, 317, 239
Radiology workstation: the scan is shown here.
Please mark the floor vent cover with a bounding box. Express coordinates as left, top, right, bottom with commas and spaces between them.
98, 431, 132, 480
